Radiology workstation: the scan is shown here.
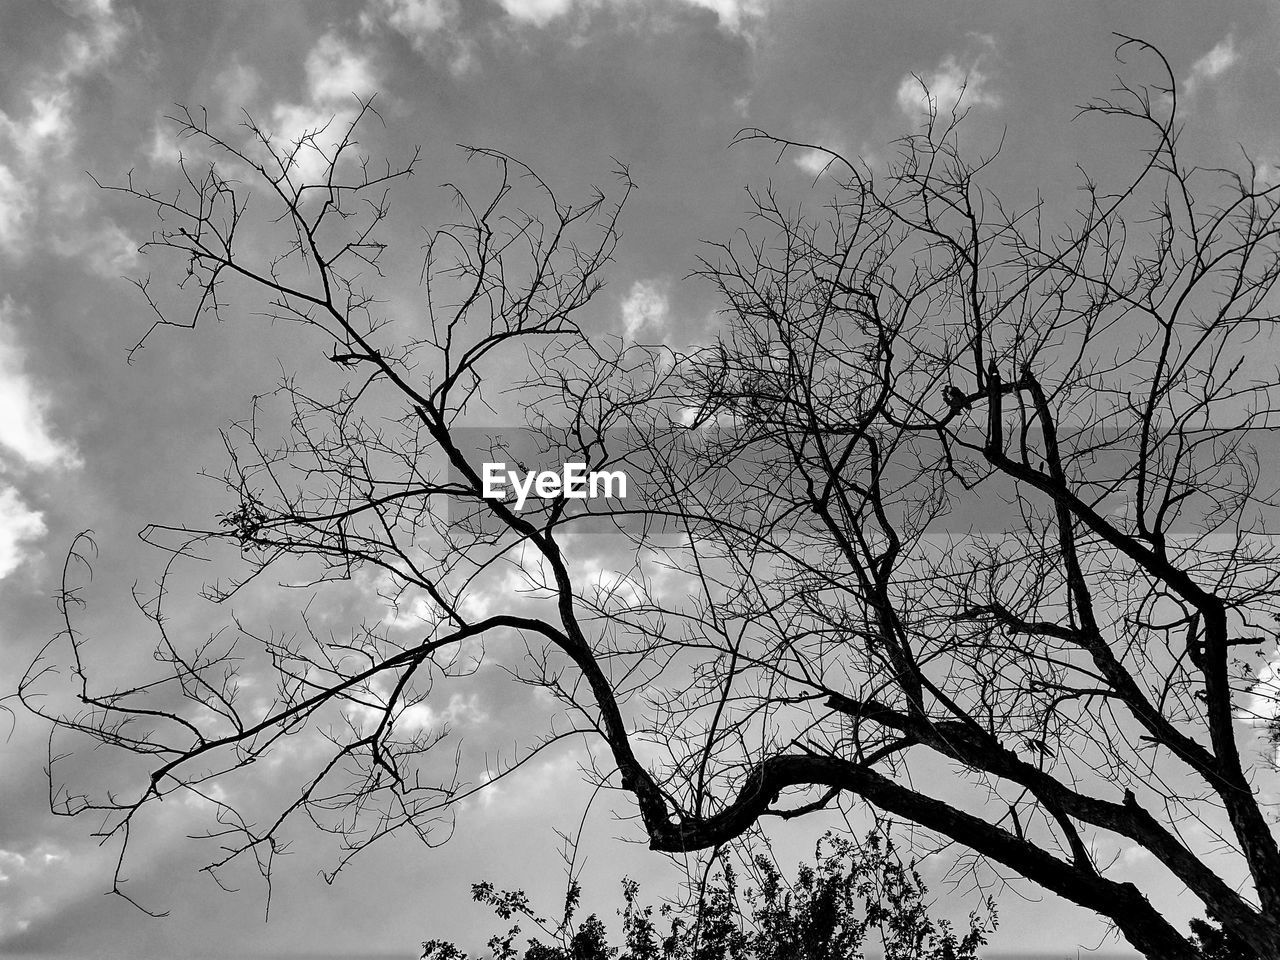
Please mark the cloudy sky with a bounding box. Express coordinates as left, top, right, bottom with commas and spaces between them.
1, 1, 1278, 957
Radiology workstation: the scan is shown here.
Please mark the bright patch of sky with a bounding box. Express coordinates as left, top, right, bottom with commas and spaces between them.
620, 278, 669, 340
0, 302, 79, 471
1183, 34, 1238, 96
896, 51, 1001, 119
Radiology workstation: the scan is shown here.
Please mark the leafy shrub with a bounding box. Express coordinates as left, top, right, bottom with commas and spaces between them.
423, 831, 996, 960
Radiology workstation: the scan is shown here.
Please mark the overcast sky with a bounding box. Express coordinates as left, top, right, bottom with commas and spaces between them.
1, 1, 1278, 958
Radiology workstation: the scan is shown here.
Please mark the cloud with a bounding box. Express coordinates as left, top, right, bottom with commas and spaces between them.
1244, 656, 1280, 726
396, 691, 488, 733
620, 279, 669, 340
366, 0, 459, 42
1116, 844, 1153, 869
42, 172, 139, 276
0, 166, 31, 255
344, 684, 488, 737
1183, 35, 1238, 97
0, 843, 71, 939
0, 0, 128, 263
60, 0, 113, 16
362, 0, 477, 75
306, 33, 378, 103
50, 221, 139, 278
493, 0, 770, 36
789, 121, 864, 178
7, 91, 74, 164
682, 0, 767, 33
581, 564, 646, 607
146, 121, 182, 167
794, 148, 836, 177
897, 54, 1000, 120
475, 744, 597, 814
265, 33, 379, 185
52, 1, 126, 81
498, 0, 576, 27
1251, 162, 1280, 188
364, 0, 769, 72
0, 487, 46, 581
9, 0, 127, 158
0, 300, 80, 471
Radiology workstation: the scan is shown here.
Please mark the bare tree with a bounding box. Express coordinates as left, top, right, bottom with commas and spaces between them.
22, 40, 1280, 958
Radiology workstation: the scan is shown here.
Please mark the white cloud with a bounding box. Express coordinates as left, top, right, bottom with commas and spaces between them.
0, 840, 107, 942
0, 300, 80, 470
31, 173, 140, 277
366, 0, 459, 42
147, 121, 182, 166
345, 687, 487, 736
794, 149, 835, 177
61, 0, 113, 16
8, 91, 74, 163
1, 9, 127, 166
396, 691, 488, 733
586, 567, 645, 607
363, 0, 477, 75
0, 0, 126, 263
789, 121, 859, 178
54, 1, 126, 81
265, 34, 379, 185
306, 33, 378, 103
683, 0, 766, 32
1244, 656, 1280, 726
1253, 162, 1280, 187
50, 220, 139, 277
897, 54, 1000, 120
499, 0, 575, 26
491, 0, 769, 36
620, 279, 669, 340
1184, 35, 1238, 97
0, 486, 46, 580
1116, 844, 1153, 868
476, 746, 594, 813
366, 0, 769, 61
268, 102, 349, 183
445, 42, 479, 77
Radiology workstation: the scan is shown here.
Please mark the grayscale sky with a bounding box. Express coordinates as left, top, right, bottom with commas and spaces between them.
0, 1, 1276, 958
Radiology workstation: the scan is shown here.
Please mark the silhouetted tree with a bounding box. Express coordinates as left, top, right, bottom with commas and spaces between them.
1190, 918, 1259, 960
22, 38, 1280, 958
421, 831, 993, 960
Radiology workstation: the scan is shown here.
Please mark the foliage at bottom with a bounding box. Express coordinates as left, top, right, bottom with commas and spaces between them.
422, 832, 996, 960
